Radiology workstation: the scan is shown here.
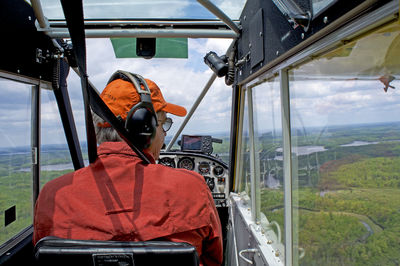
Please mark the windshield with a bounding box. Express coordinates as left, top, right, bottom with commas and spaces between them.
33, 0, 246, 20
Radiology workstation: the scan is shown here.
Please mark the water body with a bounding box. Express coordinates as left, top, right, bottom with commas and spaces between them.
341, 139, 400, 147
273, 139, 400, 160
19, 160, 89, 172
319, 190, 332, 197
14, 139, 399, 172
275, 146, 327, 160
340, 141, 379, 147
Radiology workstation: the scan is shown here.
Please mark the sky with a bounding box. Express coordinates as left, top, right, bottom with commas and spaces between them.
2, 37, 400, 148
1, 0, 244, 148
68, 37, 235, 143
1, 0, 399, 149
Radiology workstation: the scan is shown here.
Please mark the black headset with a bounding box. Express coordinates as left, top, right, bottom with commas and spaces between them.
107, 70, 158, 150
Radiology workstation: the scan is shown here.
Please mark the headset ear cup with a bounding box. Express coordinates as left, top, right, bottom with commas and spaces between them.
125, 107, 157, 150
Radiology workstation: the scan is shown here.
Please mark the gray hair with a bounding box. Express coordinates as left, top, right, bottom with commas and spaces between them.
92, 111, 123, 144
92, 111, 163, 145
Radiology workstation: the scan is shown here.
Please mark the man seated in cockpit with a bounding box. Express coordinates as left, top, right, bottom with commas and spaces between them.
33, 73, 223, 266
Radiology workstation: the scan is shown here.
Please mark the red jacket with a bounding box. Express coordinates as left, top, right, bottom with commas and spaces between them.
34, 142, 223, 266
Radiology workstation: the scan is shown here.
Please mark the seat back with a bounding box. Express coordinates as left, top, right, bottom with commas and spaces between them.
34, 236, 199, 266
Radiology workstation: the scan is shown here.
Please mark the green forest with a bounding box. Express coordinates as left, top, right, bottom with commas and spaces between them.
257, 122, 400, 265
1, 122, 400, 265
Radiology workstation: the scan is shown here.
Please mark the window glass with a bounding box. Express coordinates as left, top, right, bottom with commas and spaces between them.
289, 22, 400, 265
0, 79, 32, 246
36, 0, 246, 20
40, 89, 75, 188
66, 70, 88, 165
312, 0, 337, 16
237, 88, 251, 205
252, 77, 285, 256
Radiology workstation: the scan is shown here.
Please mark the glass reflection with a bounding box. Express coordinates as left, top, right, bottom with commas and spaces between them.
312, 0, 336, 16
0, 79, 32, 246
252, 77, 285, 257
289, 22, 400, 265
40, 89, 74, 188
237, 89, 251, 205
36, 0, 246, 20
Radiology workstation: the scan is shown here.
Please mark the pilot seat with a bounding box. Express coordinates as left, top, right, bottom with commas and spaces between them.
34, 236, 199, 266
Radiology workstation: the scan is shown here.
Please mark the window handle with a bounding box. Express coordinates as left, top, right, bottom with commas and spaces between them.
238, 248, 257, 264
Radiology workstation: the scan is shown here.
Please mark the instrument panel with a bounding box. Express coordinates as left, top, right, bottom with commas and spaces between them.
158, 151, 228, 208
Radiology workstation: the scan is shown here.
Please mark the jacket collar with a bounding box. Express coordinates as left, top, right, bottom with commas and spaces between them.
97, 141, 156, 164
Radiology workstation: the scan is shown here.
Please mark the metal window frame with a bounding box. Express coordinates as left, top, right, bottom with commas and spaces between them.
0, 71, 52, 89
279, 69, 293, 266
228, 84, 242, 193
196, 0, 241, 34
246, 87, 261, 222
46, 28, 237, 39
0, 73, 41, 257
31, 85, 40, 208
239, 73, 292, 265
31, 0, 240, 40
238, 0, 399, 86
236, 1, 399, 265
234, 86, 246, 193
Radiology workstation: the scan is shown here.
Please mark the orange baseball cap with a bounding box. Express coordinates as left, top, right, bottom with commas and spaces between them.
98, 78, 187, 128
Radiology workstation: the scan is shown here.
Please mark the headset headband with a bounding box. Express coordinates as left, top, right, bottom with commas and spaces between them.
106, 70, 159, 150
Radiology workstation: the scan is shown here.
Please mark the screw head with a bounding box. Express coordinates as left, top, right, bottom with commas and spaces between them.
323, 16, 328, 24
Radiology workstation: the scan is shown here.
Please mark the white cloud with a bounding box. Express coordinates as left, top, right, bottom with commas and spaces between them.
290, 79, 400, 128
190, 39, 233, 57
64, 37, 234, 142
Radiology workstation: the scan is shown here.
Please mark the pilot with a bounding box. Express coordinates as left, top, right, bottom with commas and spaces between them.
33, 73, 223, 266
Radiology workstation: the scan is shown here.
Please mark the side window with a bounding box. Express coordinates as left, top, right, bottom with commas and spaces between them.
236, 88, 251, 205
0, 79, 33, 247
289, 22, 400, 265
66, 71, 88, 164
252, 77, 285, 255
40, 88, 74, 188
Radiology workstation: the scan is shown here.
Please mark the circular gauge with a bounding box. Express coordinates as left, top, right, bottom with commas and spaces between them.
158, 157, 175, 168
204, 176, 215, 191
213, 165, 224, 177
177, 157, 195, 171
198, 161, 210, 175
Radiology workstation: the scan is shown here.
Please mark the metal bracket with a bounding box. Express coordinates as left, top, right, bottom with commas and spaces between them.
32, 147, 38, 165
36, 48, 63, 64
